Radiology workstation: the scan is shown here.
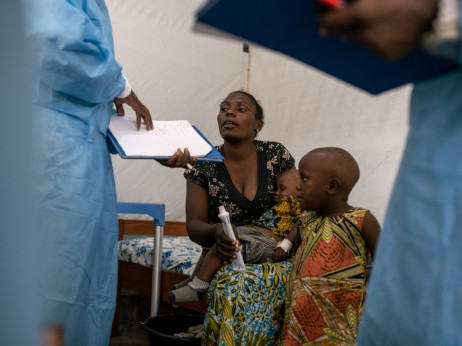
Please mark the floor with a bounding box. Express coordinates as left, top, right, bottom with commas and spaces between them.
109, 289, 204, 346
109, 328, 149, 346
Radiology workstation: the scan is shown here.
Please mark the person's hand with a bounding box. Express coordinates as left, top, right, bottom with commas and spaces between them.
156, 148, 198, 169
319, 0, 438, 60
114, 90, 154, 130
214, 224, 240, 261
272, 247, 288, 262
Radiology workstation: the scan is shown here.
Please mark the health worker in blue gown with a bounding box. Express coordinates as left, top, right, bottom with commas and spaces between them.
23, 0, 192, 344
0, 1, 37, 346
320, 0, 462, 344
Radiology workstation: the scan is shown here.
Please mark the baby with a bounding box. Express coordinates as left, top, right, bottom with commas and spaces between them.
168, 169, 301, 302
281, 147, 381, 344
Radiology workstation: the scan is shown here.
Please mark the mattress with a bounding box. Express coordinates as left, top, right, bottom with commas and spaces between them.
118, 236, 202, 276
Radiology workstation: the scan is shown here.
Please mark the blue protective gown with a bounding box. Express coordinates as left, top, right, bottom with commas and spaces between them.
358, 3, 462, 345
1, 2, 37, 345
24, 1, 125, 344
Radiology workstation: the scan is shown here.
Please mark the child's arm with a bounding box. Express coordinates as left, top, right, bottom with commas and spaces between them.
285, 220, 301, 248
272, 221, 300, 262
363, 211, 381, 258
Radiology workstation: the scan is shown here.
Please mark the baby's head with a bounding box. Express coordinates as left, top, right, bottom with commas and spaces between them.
274, 169, 300, 203
297, 147, 359, 213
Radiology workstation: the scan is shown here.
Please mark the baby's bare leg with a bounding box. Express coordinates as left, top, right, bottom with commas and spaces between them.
170, 251, 206, 290
196, 245, 223, 282
168, 245, 223, 303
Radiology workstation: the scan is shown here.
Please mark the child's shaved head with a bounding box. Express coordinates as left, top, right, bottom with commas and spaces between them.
304, 147, 360, 195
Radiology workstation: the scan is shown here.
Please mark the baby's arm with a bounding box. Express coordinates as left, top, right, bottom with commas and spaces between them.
272, 221, 300, 262
363, 211, 381, 258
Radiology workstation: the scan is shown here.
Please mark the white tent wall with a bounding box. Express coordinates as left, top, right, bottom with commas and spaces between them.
107, 0, 411, 224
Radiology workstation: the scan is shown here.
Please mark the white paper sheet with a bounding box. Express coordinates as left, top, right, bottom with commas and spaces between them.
109, 116, 212, 158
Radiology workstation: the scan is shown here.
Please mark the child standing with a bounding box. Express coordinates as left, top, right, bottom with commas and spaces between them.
169, 169, 301, 302
281, 147, 380, 345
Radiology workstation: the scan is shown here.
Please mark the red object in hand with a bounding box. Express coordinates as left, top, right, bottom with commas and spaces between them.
316, 0, 342, 8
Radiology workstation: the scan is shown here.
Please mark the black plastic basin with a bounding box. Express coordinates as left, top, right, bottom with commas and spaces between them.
140, 314, 204, 345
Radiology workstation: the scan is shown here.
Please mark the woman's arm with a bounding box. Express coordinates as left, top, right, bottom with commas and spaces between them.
363, 211, 381, 257
185, 180, 216, 247
186, 180, 240, 260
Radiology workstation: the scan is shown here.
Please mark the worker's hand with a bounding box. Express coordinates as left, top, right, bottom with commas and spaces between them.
319, 0, 438, 60
272, 247, 288, 262
156, 148, 198, 168
114, 90, 154, 130
215, 224, 240, 261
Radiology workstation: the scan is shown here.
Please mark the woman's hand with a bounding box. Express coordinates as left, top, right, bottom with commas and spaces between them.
214, 224, 240, 261
156, 148, 197, 168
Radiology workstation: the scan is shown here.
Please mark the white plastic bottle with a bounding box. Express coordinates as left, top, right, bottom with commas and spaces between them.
218, 206, 245, 271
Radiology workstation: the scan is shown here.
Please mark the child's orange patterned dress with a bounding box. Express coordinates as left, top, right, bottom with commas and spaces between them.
282, 208, 370, 345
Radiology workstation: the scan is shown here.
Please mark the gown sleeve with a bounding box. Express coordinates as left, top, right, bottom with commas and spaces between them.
23, 0, 125, 104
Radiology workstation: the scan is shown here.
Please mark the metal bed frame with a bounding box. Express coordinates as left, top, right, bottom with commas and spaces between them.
117, 202, 165, 316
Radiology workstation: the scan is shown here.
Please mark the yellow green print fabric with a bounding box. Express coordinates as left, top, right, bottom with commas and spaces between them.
253, 195, 301, 237
202, 261, 292, 345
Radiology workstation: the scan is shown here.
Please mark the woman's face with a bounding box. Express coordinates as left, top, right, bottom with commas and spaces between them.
217, 92, 262, 141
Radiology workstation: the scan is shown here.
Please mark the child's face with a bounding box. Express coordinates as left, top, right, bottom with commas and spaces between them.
274, 172, 300, 203
297, 154, 329, 211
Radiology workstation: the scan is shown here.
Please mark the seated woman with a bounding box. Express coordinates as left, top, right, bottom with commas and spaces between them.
183, 90, 295, 345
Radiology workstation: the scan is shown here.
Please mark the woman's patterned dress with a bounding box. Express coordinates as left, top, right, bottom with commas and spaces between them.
184, 140, 295, 345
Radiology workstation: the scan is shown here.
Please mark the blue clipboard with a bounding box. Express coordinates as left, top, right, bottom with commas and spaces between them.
107, 125, 223, 162
196, 0, 460, 94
